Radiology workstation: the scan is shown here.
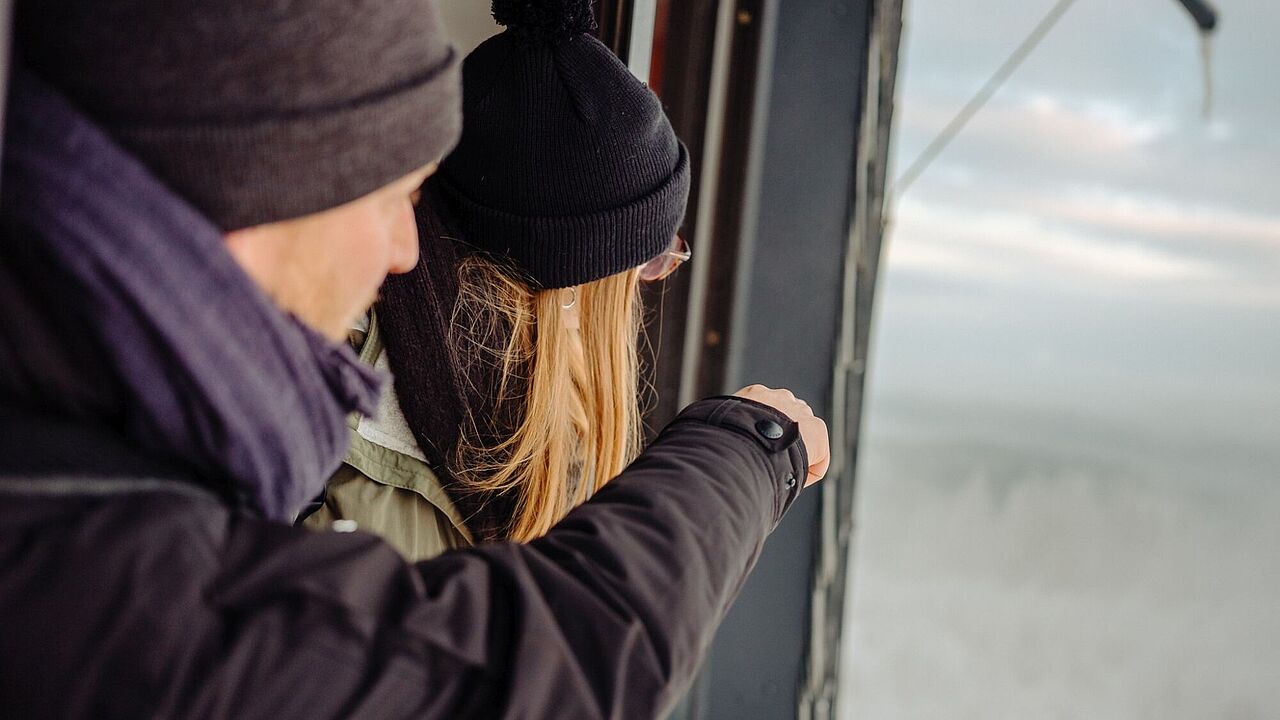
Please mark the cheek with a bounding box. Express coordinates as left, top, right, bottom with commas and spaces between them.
322, 211, 396, 295
351, 227, 397, 284
311, 198, 416, 307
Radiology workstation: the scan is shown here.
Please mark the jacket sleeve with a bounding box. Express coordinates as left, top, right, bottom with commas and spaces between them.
191, 396, 807, 719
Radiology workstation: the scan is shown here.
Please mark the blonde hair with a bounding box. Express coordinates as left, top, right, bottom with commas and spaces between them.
449, 255, 643, 542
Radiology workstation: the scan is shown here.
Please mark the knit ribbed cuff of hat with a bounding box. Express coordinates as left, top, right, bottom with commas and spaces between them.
105, 50, 463, 231
436, 142, 690, 289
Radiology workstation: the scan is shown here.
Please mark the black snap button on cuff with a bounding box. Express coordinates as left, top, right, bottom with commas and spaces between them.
785, 473, 797, 489
756, 419, 785, 440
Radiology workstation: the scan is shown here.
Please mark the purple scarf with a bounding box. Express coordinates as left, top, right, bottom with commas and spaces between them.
0, 70, 384, 521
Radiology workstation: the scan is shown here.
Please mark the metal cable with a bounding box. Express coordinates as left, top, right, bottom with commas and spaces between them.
891, 0, 1080, 196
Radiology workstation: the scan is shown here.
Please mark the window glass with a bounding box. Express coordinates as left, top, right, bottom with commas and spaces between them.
844, 1, 1280, 717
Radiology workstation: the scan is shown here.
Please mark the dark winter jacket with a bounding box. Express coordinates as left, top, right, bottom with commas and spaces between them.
0, 71, 808, 719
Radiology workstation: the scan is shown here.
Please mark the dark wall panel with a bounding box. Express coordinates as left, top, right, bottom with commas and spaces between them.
700, 0, 869, 718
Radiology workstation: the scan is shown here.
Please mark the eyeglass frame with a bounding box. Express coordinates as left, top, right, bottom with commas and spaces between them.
639, 235, 691, 283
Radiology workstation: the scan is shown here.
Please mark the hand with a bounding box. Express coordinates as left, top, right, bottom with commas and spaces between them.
733, 385, 830, 487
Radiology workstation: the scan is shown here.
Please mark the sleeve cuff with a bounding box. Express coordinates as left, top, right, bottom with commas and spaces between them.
668, 396, 808, 525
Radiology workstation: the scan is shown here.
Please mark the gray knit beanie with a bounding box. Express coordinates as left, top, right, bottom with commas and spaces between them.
15, 0, 462, 231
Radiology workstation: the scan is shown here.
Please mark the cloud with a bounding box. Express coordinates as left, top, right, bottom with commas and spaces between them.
900, 93, 1177, 166
891, 0, 1280, 217
870, 0, 1280, 457
890, 197, 1222, 283
1021, 190, 1280, 248
883, 0, 1280, 310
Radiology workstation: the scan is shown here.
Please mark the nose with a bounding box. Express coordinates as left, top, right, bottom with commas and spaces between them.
386, 203, 421, 275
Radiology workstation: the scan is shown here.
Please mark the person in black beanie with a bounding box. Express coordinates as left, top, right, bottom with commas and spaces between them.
304, 0, 699, 553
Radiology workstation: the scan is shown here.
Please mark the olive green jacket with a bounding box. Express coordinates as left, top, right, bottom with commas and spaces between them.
303, 315, 473, 561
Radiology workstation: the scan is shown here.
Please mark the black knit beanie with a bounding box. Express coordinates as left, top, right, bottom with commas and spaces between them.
14, 0, 462, 231
436, 0, 691, 289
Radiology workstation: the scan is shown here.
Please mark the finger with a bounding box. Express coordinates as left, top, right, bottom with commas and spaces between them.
805, 416, 829, 456
805, 452, 831, 487
800, 418, 829, 476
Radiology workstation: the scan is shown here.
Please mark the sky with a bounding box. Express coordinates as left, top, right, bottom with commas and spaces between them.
875, 0, 1279, 467
842, 0, 1280, 717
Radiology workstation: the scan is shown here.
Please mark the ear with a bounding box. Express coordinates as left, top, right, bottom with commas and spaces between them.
560, 287, 581, 331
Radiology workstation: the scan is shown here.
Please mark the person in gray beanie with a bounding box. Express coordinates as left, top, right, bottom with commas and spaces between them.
0, 1, 829, 718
